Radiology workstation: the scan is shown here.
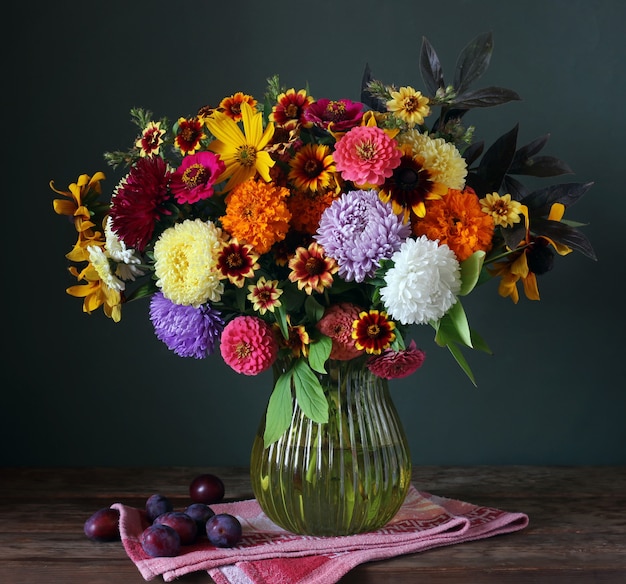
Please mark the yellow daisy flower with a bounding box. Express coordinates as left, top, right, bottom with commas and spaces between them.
205, 101, 275, 192
386, 86, 430, 127
479, 192, 523, 228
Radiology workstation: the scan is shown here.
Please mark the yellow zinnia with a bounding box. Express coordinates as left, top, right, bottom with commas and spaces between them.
205, 101, 275, 192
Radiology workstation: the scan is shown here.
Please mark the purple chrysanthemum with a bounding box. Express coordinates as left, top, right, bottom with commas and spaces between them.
149, 292, 224, 359
314, 189, 411, 282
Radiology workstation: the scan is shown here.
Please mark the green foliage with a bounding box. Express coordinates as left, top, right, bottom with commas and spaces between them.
263, 369, 294, 447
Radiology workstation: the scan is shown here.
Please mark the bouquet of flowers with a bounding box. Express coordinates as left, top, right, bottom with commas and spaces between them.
51, 33, 596, 446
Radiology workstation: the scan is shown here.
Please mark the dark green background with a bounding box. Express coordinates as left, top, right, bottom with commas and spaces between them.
4, 0, 624, 467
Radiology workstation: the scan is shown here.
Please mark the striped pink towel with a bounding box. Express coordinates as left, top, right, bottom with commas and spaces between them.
113, 484, 529, 583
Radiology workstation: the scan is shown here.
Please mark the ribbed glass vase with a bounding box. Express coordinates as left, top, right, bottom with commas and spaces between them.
250, 357, 412, 536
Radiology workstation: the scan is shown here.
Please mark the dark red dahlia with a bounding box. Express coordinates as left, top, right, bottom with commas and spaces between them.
109, 155, 172, 252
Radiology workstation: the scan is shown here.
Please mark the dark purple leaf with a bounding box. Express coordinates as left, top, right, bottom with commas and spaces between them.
502, 174, 529, 200
453, 32, 494, 95
521, 182, 594, 215
463, 141, 484, 167
531, 218, 597, 260
454, 86, 521, 109
475, 125, 519, 193
512, 134, 551, 160
509, 155, 574, 177
360, 64, 387, 112
501, 222, 526, 250
420, 36, 445, 96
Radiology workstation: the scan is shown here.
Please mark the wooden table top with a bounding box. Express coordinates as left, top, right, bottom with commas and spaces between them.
1, 465, 625, 583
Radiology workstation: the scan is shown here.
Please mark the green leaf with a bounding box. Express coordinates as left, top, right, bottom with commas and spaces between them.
263, 370, 294, 447
470, 328, 493, 355
292, 359, 329, 424
124, 281, 158, 303
274, 303, 290, 340
435, 301, 472, 348
445, 342, 478, 387
308, 335, 332, 374
304, 295, 325, 323
459, 251, 486, 296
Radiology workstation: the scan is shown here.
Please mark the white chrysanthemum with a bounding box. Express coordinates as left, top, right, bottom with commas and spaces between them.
104, 217, 145, 282
87, 245, 125, 291
380, 235, 461, 325
154, 218, 225, 307
398, 130, 467, 190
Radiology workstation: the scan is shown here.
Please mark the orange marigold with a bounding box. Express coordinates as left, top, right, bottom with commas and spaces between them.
413, 186, 495, 261
287, 190, 337, 235
220, 178, 291, 254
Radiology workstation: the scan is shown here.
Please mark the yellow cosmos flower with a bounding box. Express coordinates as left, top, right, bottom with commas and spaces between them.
205, 101, 275, 192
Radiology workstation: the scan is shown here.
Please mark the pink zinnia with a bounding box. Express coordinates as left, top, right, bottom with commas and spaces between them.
170, 151, 226, 205
220, 315, 278, 375
316, 302, 364, 361
366, 340, 426, 379
333, 126, 402, 186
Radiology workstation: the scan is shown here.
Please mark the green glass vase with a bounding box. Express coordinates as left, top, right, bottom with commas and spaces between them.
250, 357, 412, 536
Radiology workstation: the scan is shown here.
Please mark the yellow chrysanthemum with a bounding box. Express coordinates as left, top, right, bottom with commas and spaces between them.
398, 130, 467, 190
205, 101, 275, 192
153, 219, 224, 307
386, 86, 431, 127
479, 192, 523, 227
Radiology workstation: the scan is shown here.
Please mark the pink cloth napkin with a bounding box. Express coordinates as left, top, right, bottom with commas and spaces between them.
112, 484, 529, 583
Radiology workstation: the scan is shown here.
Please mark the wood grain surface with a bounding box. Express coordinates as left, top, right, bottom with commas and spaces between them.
1, 466, 624, 583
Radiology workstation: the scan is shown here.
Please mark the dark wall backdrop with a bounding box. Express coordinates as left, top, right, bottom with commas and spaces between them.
4, 0, 624, 467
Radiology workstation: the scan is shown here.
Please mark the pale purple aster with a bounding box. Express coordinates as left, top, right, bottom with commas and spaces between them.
314, 189, 411, 282
149, 292, 224, 359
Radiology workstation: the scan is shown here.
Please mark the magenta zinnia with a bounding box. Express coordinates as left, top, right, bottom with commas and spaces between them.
304, 98, 364, 132
170, 151, 226, 205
